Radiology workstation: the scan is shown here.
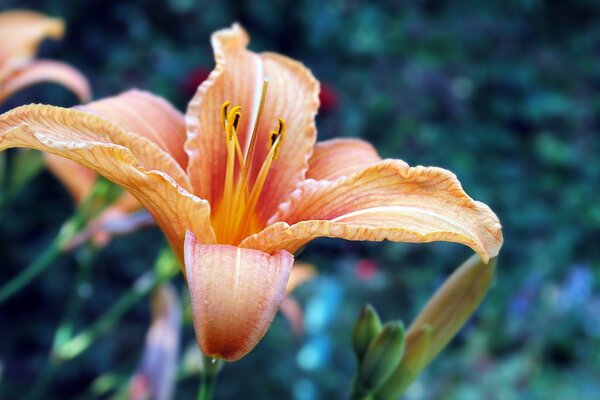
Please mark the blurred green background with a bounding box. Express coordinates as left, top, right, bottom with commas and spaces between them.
1, 0, 599, 399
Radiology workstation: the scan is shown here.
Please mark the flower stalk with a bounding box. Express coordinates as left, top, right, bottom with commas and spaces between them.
0, 177, 121, 305
197, 354, 223, 400
53, 248, 179, 361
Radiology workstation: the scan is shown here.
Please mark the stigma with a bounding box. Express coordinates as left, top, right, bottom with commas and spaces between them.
213, 78, 286, 244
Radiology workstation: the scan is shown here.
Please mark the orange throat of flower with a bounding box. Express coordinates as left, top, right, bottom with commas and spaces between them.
212, 78, 286, 245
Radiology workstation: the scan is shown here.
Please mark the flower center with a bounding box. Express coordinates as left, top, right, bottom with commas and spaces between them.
212, 78, 286, 244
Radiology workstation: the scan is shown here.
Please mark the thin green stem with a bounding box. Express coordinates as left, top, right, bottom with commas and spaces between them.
197, 374, 217, 400
22, 245, 99, 400
197, 355, 223, 400
0, 233, 63, 305
0, 177, 121, 306
349, 377, 373, 400
54, 271, 158, 360
54, 249, 178, 361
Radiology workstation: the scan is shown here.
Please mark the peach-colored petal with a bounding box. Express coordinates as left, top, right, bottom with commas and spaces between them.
184, 232, 293, 361
0, 11, 64, 79
0, 105, 214, 261
0, 60, 90, 104
185, 24, 262, 205
306, 138, 382, 181
246, 52, 319, 224
241, 160, 503, 262
185, 24, 319, 226
82, 90, 188, 169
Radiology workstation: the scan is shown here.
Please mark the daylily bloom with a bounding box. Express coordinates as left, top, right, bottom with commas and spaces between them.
0, 24, 503, 361
0, 10, 90, 106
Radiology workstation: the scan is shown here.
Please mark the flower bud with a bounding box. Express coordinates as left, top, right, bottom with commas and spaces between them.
358, 321, 405, 391
373, 326, 432, 400
352, 304, 382, 362
374, 255, 496, 398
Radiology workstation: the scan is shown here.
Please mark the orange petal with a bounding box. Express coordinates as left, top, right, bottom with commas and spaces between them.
184, 232, 293, 361
0, 60, 91, 105
242, 160, 503, 262
185, 24, 319, 224
82, 90, 188, 169
306, 138, 381, 181
0, 104, 214, 261
246, 52, 319, 224
0, 11, 64, 79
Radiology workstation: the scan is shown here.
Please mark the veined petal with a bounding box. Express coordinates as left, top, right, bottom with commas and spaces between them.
0, 105, 215, 260
0, 11, 64, 79
82, 90, 188, 169
185, 24, 262, 205
184, 232, 293, 361
185, 24, 319, 226
0, 60, 91, 104
242, 160, 503, 262
306, 138, 381, 181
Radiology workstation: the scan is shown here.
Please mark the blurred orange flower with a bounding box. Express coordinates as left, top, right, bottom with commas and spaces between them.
0, 24, 502, 361
0, 10, 90, 105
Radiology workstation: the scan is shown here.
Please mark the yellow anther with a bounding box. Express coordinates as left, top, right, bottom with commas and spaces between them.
221, 101, 231, 130
225, 105, 242, 140
273, 118, 286, 159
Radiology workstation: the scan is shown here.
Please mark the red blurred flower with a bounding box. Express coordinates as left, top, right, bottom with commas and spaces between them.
355, 259, 379, 281
319, 83, 338, 112
183, 67, 211, 98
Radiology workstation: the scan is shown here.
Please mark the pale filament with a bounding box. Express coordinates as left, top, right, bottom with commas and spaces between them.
213, 78, 286, 244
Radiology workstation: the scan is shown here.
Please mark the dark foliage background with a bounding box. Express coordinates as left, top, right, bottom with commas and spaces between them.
1, 0, 599, 399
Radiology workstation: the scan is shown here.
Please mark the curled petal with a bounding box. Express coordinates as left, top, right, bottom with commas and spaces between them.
306, 138, 381, 181
185, 24, 262, 205
0, 105, 215, 260
243, 160, 503, 262
0, 11, 64, 78
184, 232, 293, 361
83, 90, 188, 169
185, 24, 319, 224
0, 60, 91, 104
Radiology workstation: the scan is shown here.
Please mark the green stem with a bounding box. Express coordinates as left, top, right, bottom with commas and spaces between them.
197, 355, 222, 400
0, 177, 121, 306
349, 377, 373, 400
0, 232, 63, 305
22, 245, 99, 400
197, 373, 218, 400
54, 270, 165, 361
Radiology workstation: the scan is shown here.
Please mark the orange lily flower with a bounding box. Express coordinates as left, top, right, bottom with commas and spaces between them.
0, 10, 90, 106
0, 24, 502, 361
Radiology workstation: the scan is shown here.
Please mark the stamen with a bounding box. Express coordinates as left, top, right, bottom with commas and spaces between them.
235, 119, 286, 242
273, 118, 286, 160
215, 82, 288, 244
240, 78, 270, 186
221, 101, 231, 130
